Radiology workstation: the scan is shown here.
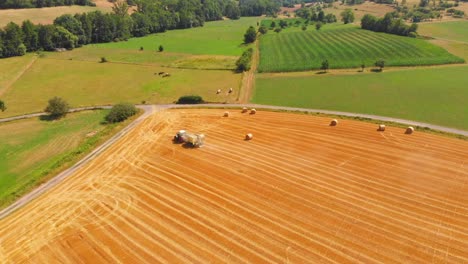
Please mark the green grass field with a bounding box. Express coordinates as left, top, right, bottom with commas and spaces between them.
253, 66, 468, 129
418, 21, 468, 43
258, 26, 464, 72
0, 54, 36, 95
44, 48, 238, 70
0, 58, 240, 118
92, 17, 259, 56
0, 110, 108, 207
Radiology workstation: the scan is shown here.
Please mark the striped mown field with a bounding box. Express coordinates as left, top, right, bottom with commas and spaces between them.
0, 109, 467, 263
258, 27, 464, 72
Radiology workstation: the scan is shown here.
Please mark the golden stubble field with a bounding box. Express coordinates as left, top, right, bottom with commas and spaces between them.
0, 109, 467, 263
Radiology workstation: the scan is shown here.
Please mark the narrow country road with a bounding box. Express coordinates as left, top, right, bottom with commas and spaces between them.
0, 103, 467, 220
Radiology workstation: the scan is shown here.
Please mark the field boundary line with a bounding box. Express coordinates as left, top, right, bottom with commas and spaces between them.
238, 39, 259, 103
0, 55, 38, 96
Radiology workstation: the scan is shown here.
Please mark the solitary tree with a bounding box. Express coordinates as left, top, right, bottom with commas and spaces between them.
375, 60, 385, 71
258, 25, 268, 34
321, 59, 329, 73
159, 45, 164, 52
302, 25, 307, 31
315, 22, 323, 31
341, 9, 355, 24
244, 26, 257, 43
0, 100, 6, 112
44, 97, 69, 119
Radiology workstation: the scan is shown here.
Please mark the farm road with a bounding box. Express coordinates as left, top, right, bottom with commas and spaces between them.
0, 103, 467, 220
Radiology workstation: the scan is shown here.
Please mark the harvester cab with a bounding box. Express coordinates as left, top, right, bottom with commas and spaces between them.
174, 130, 187, 143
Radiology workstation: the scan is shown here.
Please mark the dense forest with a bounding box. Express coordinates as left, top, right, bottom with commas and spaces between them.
0, 0, 283, 59
0, 0, 94, 9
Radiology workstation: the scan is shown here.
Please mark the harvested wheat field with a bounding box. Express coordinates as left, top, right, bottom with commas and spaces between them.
0, 109, 467, 263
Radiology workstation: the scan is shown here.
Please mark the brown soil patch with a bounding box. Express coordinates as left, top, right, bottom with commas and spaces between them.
0, 109, 467, 262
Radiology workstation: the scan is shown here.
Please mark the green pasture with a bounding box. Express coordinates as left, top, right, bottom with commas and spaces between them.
90, 17, 259, 56
0, 58, 241, 118
253, 66, 468, 129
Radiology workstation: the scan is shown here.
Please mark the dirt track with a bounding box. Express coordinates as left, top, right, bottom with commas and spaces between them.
0, 109, 467, 263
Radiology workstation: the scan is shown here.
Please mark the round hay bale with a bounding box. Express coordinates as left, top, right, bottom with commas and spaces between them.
250, 109, 257, 115
245, 133, 253, 140
330, 119, 338, 126
405, 126, 414, 134
241, 107, 248, 113
378, 124, 386, 131
223, 111, 229, 117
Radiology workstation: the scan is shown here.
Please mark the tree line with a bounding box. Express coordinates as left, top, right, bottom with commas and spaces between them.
0, 0, 93, 9
295, 5, 338, 23
361, 13, 418, 37
0, 0, 286, 59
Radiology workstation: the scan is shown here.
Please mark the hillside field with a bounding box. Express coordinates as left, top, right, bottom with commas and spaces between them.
0, 110, 109, 207
418, 21, 468, 43
0, 5, 110, 26
258, 26, 464, 72
0, 109, 466, 262
0, 54, 36, 95
253, 66, 468, 130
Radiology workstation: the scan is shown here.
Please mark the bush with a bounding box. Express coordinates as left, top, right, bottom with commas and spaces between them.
44, 97, 69, 118
236, 48, 253, 72
100, 57, 108, 63
105, 103, 138, 123
258, 25, 268, 34
159, 45, 164, 52
176, 95, 204, 104
0, 100, 5, 112
274, 28, 282, 33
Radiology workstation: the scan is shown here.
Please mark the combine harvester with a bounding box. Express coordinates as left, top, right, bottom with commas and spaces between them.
173, 130, 205, 147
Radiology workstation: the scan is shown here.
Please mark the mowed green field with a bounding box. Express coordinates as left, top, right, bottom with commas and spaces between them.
94, 17, 259, 56
258, 26, 464, 72
0, 110, 107, 207
418, 21, 468, 43
0, 58, 240, 118
253, 66, 468, 129
0, 54, 36, 95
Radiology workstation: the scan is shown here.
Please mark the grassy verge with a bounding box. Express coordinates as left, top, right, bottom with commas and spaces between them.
0, 109, 141, 208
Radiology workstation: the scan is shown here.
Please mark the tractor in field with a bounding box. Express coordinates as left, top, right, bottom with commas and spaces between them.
173, 130, 205, 147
